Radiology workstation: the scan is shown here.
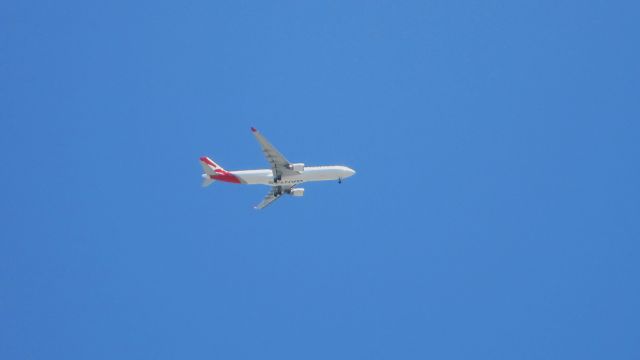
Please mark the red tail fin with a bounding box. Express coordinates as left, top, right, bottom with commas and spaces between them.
200, 156, 225, 170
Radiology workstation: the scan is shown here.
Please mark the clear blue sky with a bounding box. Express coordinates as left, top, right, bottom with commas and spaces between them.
1, 1, 639, 359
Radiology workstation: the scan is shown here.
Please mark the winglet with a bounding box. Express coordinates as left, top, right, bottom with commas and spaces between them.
251, 127, 257, 132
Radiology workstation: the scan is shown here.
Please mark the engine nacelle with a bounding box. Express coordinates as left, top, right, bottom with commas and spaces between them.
290, 188, 305, 197
288, 163, 305, 172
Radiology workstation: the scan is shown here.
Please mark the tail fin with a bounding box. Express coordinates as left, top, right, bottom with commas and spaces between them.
200, 156, 224, 187
200, 156, 224, 172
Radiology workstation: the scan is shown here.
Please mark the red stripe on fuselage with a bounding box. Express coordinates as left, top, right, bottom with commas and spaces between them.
213, 172, 241, 184
200, 156, 239, 183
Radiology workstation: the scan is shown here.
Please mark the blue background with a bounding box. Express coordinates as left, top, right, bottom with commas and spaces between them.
2, 1, 639, 359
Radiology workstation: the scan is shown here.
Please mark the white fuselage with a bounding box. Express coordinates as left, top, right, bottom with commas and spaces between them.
231, 165, 355, 186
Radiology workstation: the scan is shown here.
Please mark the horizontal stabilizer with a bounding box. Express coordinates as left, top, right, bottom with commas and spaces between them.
202, 177, 215, 187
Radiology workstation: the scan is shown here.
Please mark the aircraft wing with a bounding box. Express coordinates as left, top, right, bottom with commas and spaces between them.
255, 185, 293, 210
251, 127, 295, 180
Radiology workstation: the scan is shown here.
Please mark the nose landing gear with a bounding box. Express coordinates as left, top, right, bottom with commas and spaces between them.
338, 178, 342, 184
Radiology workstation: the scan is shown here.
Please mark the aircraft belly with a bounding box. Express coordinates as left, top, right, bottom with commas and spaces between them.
231, 168, 342, 185
232, 171, 273, 185
284, 171, 339, 183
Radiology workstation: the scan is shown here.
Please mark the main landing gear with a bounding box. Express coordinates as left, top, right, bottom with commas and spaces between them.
338, 178, 342, 184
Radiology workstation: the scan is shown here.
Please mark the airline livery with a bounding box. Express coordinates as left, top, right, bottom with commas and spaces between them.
200, 127, 356, 209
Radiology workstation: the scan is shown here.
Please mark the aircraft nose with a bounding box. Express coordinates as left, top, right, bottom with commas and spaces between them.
347, 167, 356, 177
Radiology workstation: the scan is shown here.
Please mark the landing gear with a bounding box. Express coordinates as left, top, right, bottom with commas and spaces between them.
338, 178, 342, 184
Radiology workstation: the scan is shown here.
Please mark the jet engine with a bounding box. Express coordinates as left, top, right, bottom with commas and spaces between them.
288, 163, 305, 172
290, 188, 305, 197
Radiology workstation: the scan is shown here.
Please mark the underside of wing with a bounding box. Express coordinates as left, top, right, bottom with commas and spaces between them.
254, 185, 293, 210
251, 127, 296, 179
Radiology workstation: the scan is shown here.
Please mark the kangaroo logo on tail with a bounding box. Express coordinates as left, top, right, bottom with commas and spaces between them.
199, 157, 224, 187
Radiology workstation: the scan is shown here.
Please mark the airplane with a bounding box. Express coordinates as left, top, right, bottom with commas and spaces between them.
200, 127, 356, 209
